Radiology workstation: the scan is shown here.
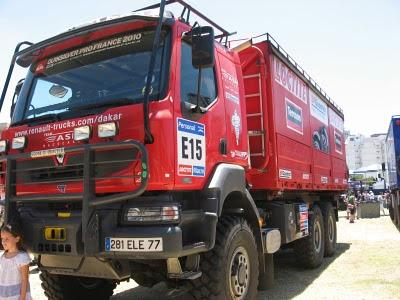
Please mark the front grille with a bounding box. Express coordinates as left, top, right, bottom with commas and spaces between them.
15, 148, 139, 185
30, 165, 84, 183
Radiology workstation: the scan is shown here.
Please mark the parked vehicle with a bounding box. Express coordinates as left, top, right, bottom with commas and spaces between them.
386, 115, 400, 229
0, 1, 347, 299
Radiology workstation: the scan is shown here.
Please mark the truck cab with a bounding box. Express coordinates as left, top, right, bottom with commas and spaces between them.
0, 2, 344, 299
0, 3, 273, 299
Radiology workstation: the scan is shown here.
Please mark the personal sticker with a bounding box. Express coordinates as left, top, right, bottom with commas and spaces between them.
177, 118, 206, 177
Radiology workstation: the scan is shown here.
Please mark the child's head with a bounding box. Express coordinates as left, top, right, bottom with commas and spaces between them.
1, 223, 23, 252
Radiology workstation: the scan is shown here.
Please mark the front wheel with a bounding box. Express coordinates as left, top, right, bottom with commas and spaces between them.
189, 216, 259, 300
40, 271, 116, 300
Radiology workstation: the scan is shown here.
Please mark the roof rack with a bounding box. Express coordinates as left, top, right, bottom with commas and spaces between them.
263, 33, 343, 115
232, 33, 343, 115
135, 0, 236, 45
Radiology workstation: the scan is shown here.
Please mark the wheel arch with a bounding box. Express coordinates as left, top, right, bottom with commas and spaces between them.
205, 163, 265, 273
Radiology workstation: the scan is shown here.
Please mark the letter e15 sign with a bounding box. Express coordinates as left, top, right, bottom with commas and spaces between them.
177, 118, 206, 177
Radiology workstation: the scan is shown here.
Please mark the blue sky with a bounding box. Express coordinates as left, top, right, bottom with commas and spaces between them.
1, 0, 399, 135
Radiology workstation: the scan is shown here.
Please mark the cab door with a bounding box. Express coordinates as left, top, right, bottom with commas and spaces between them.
173, 27, 227, 190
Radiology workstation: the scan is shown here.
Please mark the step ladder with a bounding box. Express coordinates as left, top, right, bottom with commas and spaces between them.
244, 73, 265, 160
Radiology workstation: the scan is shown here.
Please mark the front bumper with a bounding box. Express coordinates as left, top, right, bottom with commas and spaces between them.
19, 200, 218, 260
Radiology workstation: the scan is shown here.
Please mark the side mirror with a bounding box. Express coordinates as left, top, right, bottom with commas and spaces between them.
191, 26, 215, 69
10, 79, 24, 118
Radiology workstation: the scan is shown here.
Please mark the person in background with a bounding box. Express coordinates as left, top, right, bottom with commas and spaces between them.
356, 190, 362, 219
378, 192, 386, 216
368, 190, 375, 202
0, 223, 32, 300
384, 191, 390, 208
344, 194, 349, 220
347, 192, 356, 223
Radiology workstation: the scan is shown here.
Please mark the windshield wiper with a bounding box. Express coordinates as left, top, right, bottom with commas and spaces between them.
69, 97, 135, 111
13, 113, 60, 126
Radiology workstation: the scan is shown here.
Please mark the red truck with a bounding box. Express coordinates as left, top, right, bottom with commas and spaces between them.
0, 1, 347, 299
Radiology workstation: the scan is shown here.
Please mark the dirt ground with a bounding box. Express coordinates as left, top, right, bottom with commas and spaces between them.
28, 209, 400, 300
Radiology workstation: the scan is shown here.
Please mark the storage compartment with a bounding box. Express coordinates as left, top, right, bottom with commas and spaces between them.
266, 203, 308, 244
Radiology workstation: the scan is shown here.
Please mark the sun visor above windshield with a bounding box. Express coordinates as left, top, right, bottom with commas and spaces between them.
35, 29, 168, 76
16, 10, 175, 68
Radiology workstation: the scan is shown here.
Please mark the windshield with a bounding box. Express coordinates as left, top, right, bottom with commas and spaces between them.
13, 28, 171, 123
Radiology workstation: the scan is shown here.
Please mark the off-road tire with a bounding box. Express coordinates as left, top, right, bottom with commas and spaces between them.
388, 201, 394, 221
40, 271, 116, 300
131, 264, 167, 288
189, 216, 259, 300
294, 205, 325, 268
391, 194, 399, 226
321, 203, 337, 257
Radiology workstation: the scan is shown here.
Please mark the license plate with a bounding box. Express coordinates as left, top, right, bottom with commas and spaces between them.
105, 237, 163, 252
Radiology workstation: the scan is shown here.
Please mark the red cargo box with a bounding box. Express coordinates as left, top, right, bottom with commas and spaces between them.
238, 39, 347, 191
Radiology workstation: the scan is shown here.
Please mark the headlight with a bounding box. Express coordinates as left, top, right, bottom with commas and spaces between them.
12, 137, 26, 150
0, 141, 7, 153
98, 122, 117, 138
125, 206, 180, 223
73, 126, 91, 141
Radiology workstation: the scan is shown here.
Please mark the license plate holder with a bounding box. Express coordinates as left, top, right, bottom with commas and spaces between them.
105, 237, 163, 252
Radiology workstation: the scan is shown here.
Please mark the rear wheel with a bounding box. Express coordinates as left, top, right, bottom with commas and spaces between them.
40, 271, 116, 300
189, 216, 259, 300
294, 205, 325, 268
322, 203, 337, 257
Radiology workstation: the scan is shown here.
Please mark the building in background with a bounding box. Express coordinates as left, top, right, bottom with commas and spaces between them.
346, 133, 386, 171
346, 133, 388, 189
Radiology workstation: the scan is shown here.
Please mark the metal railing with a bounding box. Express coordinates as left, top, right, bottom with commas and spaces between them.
230, 33, 344, 116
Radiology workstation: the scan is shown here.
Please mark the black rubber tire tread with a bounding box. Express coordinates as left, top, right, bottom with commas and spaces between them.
392, 193, 400, 228
294, 205, 325, 269
321, 203, 337, 257
388, 202, 394, 221
189, 215, 259, 300
40, 271, 116, 300
131, 264, 167, 288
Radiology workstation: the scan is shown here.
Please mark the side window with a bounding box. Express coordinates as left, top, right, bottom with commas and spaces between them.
180, 41, 217, 110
